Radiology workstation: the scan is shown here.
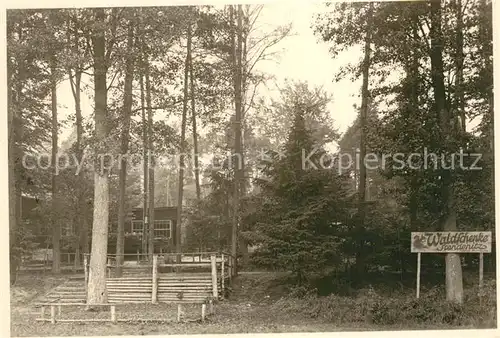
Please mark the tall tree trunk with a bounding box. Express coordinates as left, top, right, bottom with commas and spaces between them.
231, 5, 244, 272
87, 8, 109, 305
408, 7, 420, 234
479, 0, 494, 232
354, 2, 373, 280
50, 55, 61, 274
479, 0, 494, 272
72, 71, 84, 268
238, 8, 250, 266
145, 57, 155, 259
229, 5, 237, 261
454, 0, 465, 133
140, 71, 148, 257
67, 17, 86, 269
189, 31, 201, 201
116, 21, 135, 276
176, 24, 191, 261
8, 23, 20, 284
430, 0, 463, 304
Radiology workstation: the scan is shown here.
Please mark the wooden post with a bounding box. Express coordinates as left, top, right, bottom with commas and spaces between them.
152, 254, 158, 304
84, 255, 88, 296
110, 305, 117, 323
209, 299, 214, 314
210, 254, 218, 299
416, 252, 421, 299
177, 304, 182, 322
44, 249, 48, 273
137, 250, 139, 264
221, 254, 225, 296
479, 252, 484, 303
201, 304, 206, 322
479, 252, 484, 288
58, 305, 61, 316
41, 306, 45, 320
50, 305, 56, 324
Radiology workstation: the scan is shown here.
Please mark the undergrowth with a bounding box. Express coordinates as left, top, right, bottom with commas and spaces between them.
271, 279, 496, 328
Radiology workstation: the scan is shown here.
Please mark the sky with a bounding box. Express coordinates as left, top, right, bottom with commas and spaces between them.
256, 2, 361, 132
57, 3, 362, 146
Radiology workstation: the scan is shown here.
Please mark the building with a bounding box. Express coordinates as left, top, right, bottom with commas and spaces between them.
108, 206, 179, 255
17, 193, 179, 256
19, 194, 48, 244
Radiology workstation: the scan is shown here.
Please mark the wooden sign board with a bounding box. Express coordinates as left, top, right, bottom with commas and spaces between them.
411, 231, 492, 253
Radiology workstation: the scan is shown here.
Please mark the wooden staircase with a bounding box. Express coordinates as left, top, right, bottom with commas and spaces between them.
41, 276, 86, 304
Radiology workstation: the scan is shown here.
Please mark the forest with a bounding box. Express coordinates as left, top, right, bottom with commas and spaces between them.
8, 0, 496, 333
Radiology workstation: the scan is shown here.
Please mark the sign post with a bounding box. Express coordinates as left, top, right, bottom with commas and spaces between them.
416, 252, 421, 299
479, 252, 484, 304
411, 231, 492, 299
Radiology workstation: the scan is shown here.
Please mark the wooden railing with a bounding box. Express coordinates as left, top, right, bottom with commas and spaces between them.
82, 252, 236, 302
21, 252, 85, 272
101, 251, 236, 278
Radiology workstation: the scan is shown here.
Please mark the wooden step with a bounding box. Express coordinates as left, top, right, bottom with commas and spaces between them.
158, 284, 213, 287
158, 297, 210, 301
157, 287, 212, 292
108, 298, 152, 302
108, 293, 152, 297
107, 278, 153, 281
106, 284, 153, 289
56, 286, 85, 290
45, 298, 86, 303
52, 290, 85, 295
107, 287, 152, 291
159, 279, 211, 283
158, 293, 212, 298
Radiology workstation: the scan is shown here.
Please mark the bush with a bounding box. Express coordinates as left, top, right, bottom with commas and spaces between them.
271, 281, 496, 328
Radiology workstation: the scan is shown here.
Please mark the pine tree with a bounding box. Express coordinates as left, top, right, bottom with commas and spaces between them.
253, 105, 352, 285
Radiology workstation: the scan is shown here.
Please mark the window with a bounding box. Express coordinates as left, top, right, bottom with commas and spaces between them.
132, 220, 144, 234
154, 220, 172, 238
129, 220, 172, 238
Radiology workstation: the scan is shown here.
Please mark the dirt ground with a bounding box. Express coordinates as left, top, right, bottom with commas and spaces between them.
9, 271, 479, 336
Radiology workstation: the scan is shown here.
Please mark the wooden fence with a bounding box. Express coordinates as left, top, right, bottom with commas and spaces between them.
36, 302, 213, 323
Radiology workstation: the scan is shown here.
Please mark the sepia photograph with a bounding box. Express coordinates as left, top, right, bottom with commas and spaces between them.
6, 1, 497, 336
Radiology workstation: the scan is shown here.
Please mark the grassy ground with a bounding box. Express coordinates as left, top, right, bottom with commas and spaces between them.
10, 271, 494, 336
